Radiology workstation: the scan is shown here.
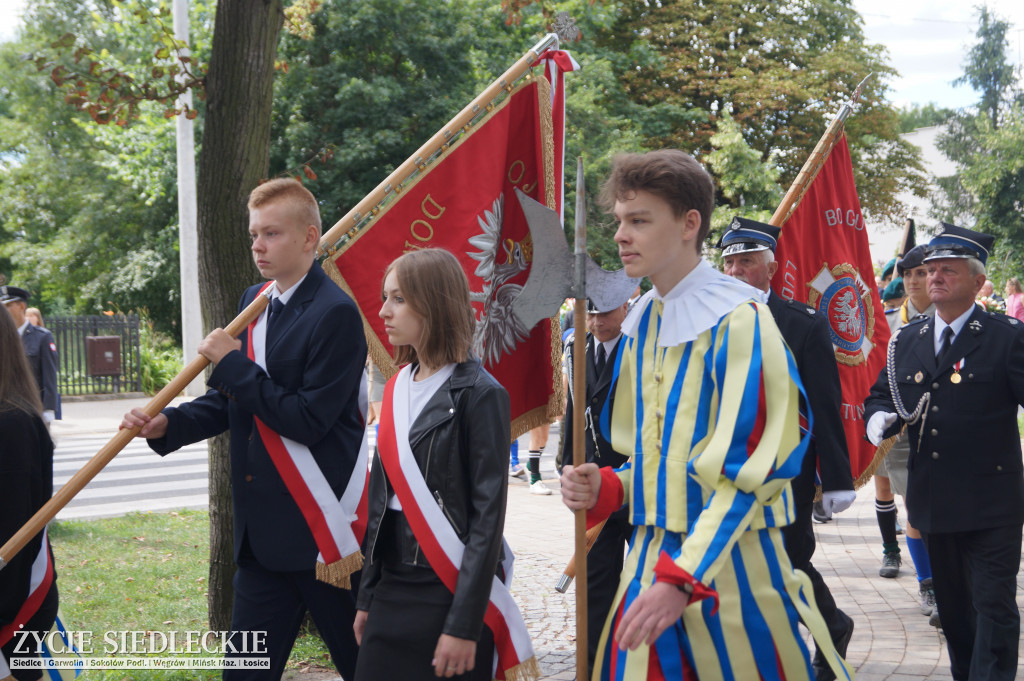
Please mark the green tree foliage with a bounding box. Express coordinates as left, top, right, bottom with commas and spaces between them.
503, 0, 927, 230
936, 7, 1024, 283
953, 6, 1018, 130
0, 1, 198, 334
898, 103, 954, 133
269, 0, 485, 221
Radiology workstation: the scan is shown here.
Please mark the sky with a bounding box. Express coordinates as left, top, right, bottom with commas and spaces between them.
852, 0, 1024, 109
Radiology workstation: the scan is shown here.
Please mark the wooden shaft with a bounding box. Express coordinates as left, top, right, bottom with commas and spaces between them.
769, 122, 845, 228
572, 296, 588, 679
0, 291, 272, 571
560, 519, 607, 582
571, 155, 589, 681
769, 73, 872, 229
317, 33, 559, 256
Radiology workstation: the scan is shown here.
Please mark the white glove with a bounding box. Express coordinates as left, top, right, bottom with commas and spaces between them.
822, 489, 857, 515
43, 409, 55, 424
866, 411, 898, 446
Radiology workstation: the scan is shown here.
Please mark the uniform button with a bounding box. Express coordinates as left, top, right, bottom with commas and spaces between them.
931, 452, 939, 459
930, 429, 938, 436
996, 465, 1003, 471
656, 440, 662, 449
245, 474, 254, 482
968, 373, 974, 379
654, 374, 662, 383
592, 397, 599, 404
931, 406, 939, 413
931, 382, 940, 389
655, 409, 663, 419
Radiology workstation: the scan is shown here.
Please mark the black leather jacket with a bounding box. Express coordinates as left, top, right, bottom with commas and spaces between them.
356, 357, 510, 641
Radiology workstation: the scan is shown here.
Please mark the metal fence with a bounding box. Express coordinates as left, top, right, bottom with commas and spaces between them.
48, 314, 142, 396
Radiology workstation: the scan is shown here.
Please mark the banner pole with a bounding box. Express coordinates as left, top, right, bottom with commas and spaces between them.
0, 289, 274, 572
769, 73, 873, 228
318, 32, 559, 257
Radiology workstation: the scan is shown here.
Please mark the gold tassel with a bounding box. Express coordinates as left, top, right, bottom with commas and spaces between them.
315, 551, 364, 589
498, 656, 541, 681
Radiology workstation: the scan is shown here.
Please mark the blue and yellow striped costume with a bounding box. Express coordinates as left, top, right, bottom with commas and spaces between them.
591, 290, 853, 681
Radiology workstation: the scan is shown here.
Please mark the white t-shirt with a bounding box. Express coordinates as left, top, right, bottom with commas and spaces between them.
387, 363, 456, 511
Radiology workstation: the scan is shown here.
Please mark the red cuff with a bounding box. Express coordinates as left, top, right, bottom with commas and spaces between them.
586, 466, 624, 530
653, 551, 719, 615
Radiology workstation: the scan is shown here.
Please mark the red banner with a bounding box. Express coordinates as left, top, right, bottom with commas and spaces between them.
324, 78, 562, 437
770, 134, 890, 486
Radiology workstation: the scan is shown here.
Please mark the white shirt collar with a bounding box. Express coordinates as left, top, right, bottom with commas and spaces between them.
620, 259, 767, 346
17, 319, 30, 337
595, 334, 622, 358
933, 304, 975, 355
274, 271, 309, 306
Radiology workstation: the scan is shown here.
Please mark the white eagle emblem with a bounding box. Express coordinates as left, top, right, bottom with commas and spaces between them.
466, 193, 532, 367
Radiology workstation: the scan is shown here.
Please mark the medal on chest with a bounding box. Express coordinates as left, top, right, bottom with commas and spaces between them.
950, 357, 964, 384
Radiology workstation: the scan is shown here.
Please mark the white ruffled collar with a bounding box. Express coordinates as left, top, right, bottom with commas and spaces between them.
621, 259, 767, 346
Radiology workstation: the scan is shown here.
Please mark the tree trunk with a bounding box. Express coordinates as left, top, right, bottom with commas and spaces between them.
196, 0, 284, 631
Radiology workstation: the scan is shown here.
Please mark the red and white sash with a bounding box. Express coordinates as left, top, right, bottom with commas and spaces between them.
377, 366, 539, 681
246, 283, 369, 588
0, 530, 53, 680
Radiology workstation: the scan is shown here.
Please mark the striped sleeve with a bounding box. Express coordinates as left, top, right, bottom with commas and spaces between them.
663, 302, 808, 585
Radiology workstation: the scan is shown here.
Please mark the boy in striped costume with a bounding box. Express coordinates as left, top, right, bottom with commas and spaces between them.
560, 150, 851, 681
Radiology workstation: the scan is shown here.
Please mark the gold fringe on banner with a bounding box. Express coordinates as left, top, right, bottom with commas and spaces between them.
813, 433, 899, 501
853, 432, 899, 491
315, 551, 364, 589
499, 655, 541, 681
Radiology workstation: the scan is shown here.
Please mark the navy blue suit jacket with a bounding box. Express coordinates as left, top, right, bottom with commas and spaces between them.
864, 306, 1024, 533
21, 324, 59, 413
149, 261, 367, 571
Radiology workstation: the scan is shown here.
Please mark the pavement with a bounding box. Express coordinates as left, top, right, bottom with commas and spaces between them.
49, 398, 1024, 680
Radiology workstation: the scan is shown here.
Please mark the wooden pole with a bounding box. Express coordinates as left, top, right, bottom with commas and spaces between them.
571, 157, 589, 681
0, 290, 273, 571
317, 32, 559, 257
769, 73, 873, 228
555, 519, 607, 592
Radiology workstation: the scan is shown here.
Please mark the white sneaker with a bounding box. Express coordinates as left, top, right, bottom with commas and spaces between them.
530, 480, 552, 495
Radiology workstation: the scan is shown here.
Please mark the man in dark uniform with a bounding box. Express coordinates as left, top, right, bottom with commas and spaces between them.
1, 286, 58, 425
865, 223, 1024, 681
560, 298, 631, 673
718, 217, 856, 681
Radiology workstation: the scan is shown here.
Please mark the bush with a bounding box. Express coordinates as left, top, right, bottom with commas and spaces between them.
139, 313, 184, 395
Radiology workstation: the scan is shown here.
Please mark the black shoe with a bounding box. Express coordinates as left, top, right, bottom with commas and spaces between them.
929, 603, 942, 629
879, 551, 901, 578
919, 578, 935, 616
812, 611, 854, 681
812, 499, 832, 524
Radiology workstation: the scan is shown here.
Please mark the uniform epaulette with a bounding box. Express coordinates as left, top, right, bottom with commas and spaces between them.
987, 311, 1024, 329
785, 299, 818, 318
902, 314, 929, 328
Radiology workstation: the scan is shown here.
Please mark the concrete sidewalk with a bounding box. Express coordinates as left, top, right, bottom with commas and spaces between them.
50, 399, 1024, 680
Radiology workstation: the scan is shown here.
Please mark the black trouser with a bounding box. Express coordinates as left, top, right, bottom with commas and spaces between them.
224, 534, 360, 681
586, 505, 632, 671
923, 523, 1022, 681
782, 500, 849, 646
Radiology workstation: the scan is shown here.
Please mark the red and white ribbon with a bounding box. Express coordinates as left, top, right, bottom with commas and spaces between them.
377, 367, 537, 680
533, 49, 580, 223
246, 283, 368, 578
0, 529, 53, 679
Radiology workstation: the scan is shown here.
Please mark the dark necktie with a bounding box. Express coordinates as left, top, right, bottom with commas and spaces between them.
937, 326, 954, 362
595, 343, 607, 376
267, 298, 284, 333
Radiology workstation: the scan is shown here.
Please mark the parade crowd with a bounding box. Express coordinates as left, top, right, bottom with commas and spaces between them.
4, 148, 1024, 681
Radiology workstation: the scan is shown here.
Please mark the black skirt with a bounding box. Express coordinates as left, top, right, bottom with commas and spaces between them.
355, 512, 495, 681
